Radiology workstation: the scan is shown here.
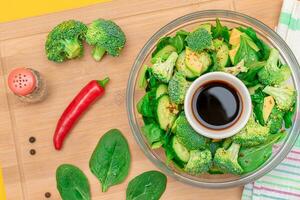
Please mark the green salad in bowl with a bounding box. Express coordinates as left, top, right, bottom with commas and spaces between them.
127, 11, 300, 188
136, 19, 297, 176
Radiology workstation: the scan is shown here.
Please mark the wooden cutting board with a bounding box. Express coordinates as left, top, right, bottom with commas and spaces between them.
0, 0, 283, 199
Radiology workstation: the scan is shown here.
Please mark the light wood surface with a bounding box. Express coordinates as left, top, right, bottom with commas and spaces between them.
0, 0, 283, 199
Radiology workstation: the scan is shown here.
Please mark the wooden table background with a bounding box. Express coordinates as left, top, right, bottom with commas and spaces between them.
0, 0, 283, 199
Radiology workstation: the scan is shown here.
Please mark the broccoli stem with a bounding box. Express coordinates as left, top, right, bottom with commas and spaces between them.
92, 46, 106, 61
228, 143, 240, 160
62, 39, 82, 59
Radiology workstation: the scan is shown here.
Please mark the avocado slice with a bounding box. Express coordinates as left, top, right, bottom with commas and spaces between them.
263, 96, 275, 122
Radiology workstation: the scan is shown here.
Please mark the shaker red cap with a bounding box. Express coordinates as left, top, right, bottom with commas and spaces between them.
8, 68, 36, 96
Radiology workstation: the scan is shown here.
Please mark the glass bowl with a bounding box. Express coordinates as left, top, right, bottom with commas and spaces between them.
126, 10, 300, 188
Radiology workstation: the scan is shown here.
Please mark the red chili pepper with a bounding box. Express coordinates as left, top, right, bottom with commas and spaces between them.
53, 77, 110, 150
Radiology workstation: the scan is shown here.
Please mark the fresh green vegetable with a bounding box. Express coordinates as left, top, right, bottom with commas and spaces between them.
258, 48, 291, 86
239, 131, 286, 173
152, 52, 178, 83
136, 19, 297, 176
184, 150, 212, 175
212, 18, 230, 43
172, 113, 210, 150
156, 94, 179, 130
156, 84, 168, 99
185, 47, 211, 75
223, 60, 248, 75
126, 171, 167, 200
168, 72, 190, 104
137, 90, 156, 117
284, 103, 296, 128
86, 19, 126, 61
214, 143, 243, 175
56, 164, 91, 200
152, 45, 177, 64
172, 136, 190, 162
233, 115, 269, 147
263, 85, 296, 111
45, 20, 87, 62
209, 141, 222, 156
185, 28, 212, 52
233, 34, 259, 65
197, 23, 212, 33
138, 65, 149, 89
267, 107, 285, 134
238, 61, 265, 87
238, 27, 270, 60
142, 123, 164, 149
175, 50, 197, 79
89, 129, 130, 192
214, 39, 230, 68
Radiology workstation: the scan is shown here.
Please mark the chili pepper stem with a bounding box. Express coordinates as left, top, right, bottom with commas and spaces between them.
98, 77, 110, 88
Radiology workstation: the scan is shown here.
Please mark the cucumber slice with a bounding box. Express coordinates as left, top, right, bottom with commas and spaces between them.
176, 50, 197, 79
196, 23, 212, 33
216, 43, 229, 68
185, 48, 211, 75
172, 136, 190, 163
156, 95, 178, 130
138, 65, 148, 89
156, 84, 168, 99
151, 45, 176, 64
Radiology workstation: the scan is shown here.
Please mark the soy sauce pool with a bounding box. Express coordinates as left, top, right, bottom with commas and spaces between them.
192, 81, 242, 130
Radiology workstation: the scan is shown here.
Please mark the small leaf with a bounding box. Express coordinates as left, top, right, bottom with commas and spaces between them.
56, 164, 91, 200
126, 171, 167, 200
89, 129, 131, 192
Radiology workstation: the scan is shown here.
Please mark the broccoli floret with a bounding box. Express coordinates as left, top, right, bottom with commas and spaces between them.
152, 52, 178, 83
45, 20, 87, 62
184, 150, 212, 175
258, 48, 291, 85
214, 143, 243, 175
267, 107, 284, 134
172, 112, 210, 150
168, 72, 191, 104
233, 115, 269, 147
263, 85, 296, 111
185, 28, 212, 52
223, 60, 248, 75
86, 19, 126, 61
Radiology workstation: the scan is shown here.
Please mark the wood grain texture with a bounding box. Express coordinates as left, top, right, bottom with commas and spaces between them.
0, 0, 282, 199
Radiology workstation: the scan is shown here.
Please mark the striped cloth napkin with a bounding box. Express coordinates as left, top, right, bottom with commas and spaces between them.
242, 0, 300, 199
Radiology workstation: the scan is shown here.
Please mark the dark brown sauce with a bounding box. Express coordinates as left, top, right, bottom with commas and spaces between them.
192, 81, 242, 130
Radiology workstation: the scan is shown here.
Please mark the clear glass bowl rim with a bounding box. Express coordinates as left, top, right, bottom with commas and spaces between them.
126, 10, 300, 188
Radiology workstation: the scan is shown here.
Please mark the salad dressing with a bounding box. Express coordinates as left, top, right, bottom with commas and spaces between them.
192, 81, 242, 130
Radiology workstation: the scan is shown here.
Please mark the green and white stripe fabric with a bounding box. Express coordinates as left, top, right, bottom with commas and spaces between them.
242, 0, 300, 199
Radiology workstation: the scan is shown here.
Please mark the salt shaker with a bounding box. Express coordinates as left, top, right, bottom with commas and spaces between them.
7, 68, 47, 103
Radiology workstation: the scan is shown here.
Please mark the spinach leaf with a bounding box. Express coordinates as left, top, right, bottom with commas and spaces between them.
283, 103, 296, 128
212, 18, 230, 42
238, 131, 286, 173
89, 129, 131, 192
234, 35, 259, 65
151, 37, 171, 58
56, 164, 91, 200
238, 27, 270, 60
137, 90, 156, 117
162, 130, 176, 165
152, 30, 188, 59
207, 52, 219, 72
251, 88, 266, 125
141, 123, 164, 149
169, 30, 188, 53
142, 116, 156, 125
237, 61, 265, 87
126, 171, 167, 200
